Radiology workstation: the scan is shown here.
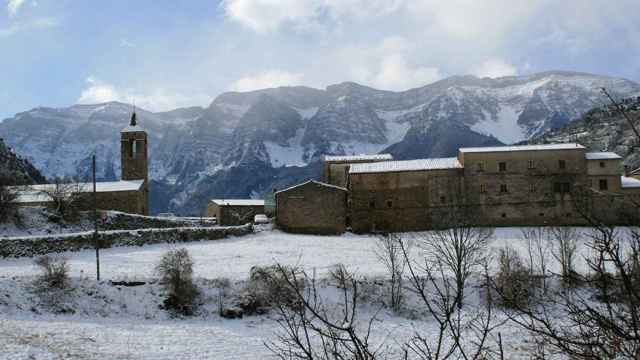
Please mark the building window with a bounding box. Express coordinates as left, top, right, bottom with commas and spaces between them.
369, 200, 375, 209
499, 162, 507, 172
558, 160, 566, 169
500, 184, 508, 193
554, 182, 571, 193
527, 160, 535, 169
539, 212, 544, 217
599, 161, 606, 168
501, 213, 507, 218
599, 179, 608, 191
530, 184, 536, 193
386, 200, 393, 208
477, 162, 484, 172
440, 196, 446, 203
480, 184, 487, 193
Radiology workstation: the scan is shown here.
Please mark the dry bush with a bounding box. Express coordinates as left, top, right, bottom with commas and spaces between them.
375, 233, 408, 312
43, 178, 85, 222
156, 248, 199, 315
240, 265, 303, 314
494, 246, 535, 309
548, 227, 579, 287
34, 255, 70, 290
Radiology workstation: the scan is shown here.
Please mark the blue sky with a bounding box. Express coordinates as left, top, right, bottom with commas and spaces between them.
1, 0, 639, 119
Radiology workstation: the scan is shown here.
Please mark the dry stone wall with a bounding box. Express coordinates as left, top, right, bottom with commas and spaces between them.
0, 224, 252, 258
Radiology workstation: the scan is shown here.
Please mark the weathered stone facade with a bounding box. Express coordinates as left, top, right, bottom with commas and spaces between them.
347, 144, 640, 233
323, 154, 393, 187
207, 200, 265, 226
276, 180, 348, 234
120, 113, 149, 215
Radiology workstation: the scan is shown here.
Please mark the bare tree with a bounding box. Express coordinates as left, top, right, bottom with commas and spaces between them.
521, 228, 552, 293
266, 263, 382, 360
398, 235, 502, 360
375, 233, 410, 312
548, 226, 579, 286
41, 177, 87, 221
420, 207, 493, 309
496, 222, 640, 358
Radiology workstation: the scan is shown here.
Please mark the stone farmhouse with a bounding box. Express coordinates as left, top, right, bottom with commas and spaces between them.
12, 112, 150, 215
277, 143, 640, 234
206, 199, 265, 226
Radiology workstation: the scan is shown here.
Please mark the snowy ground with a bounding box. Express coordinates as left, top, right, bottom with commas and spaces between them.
0, 227, 630, 359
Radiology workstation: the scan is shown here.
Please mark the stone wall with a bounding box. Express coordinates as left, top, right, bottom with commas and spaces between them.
276, 181, 347, 234
0, 224, 253, 258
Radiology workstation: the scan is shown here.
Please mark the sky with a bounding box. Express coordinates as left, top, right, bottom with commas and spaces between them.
1, 0, 639, 119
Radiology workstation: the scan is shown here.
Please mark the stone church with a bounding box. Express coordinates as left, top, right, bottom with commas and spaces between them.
13, 112, 150, 215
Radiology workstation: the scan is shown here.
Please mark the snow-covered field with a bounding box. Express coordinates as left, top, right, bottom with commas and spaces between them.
0, 227, 630, 359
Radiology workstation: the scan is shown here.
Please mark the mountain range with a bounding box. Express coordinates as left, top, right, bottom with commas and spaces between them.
2, 71, 639, 215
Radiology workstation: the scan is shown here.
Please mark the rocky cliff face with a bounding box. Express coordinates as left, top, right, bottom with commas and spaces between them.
529, 96, 640, 169
0, 138, 45, 185
2, 71, 639, 214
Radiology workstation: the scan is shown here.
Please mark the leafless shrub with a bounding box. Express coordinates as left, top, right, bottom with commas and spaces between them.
156, 248, 199, 315
266, 263, 382, 360
375, 233, 409, 312
241, 265, 304, 314
42, 178, 86, 221
494, 246, 535, 309
521, 228, 551, 293
548, 227, 579, 286
34, 255, 70, 290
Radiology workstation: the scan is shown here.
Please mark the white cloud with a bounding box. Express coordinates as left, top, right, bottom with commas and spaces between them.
230, 70, 304, 91
471, 58, 518, 78
7, 0, 26, 17
77, 77, 210, 112
223, 0, 405, 33
373, 54, 441, 90
0, 17, 57, 37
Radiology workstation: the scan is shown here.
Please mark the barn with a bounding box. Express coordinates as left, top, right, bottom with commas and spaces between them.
275, 180, 348, 235
207, 199, 265, 226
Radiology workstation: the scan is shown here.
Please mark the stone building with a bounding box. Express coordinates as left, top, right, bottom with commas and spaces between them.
348, 144, 640, 232
12, 112, 150, 215
323, 154, 393, 187
207, 199, 265, 226
275, 180, 348, 234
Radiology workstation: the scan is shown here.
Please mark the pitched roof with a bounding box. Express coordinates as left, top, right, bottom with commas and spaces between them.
210, 199, 264, 206
459, 143, 585, 153
585, 152, 622, 160
12, 180, 145, 203
621, 176, 640, 189
350, 157, 462, 174
275, 180, 348, 195
323, 154, 393, 162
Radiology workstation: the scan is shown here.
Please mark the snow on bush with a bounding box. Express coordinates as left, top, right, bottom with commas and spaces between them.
156, 248, 199, 316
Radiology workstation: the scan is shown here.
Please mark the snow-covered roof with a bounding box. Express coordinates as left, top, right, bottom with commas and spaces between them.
621, 176, 640, 189
210, 199, 264, 206
323, 154, 393, 162
585, 152, 622, 160
350, 157, 462, 174
275, 180, 347, 195
459, 143, 585, 153
12, 180, 145, 203
121, 124, 146, 133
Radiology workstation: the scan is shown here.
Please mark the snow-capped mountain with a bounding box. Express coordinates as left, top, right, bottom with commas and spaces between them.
1, 71, 639, 214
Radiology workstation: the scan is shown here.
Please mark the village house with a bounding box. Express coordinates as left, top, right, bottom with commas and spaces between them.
323, 154, 393, 187
207, 199, 265, 226
276, 143, 640, 234
11, 112, 150, 215
275, 180, 348, 234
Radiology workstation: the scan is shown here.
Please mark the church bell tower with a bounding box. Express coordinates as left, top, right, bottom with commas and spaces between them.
121, 111, 149, 214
